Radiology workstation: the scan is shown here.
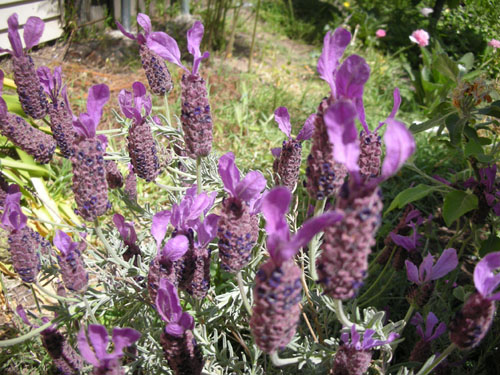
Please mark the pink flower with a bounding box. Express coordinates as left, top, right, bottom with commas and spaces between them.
410, 29, 430, 47
488, 39, 500, 49
376, 29, 386, 38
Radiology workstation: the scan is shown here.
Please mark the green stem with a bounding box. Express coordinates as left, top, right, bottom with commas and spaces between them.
93, 219, 129, 268
401, 304, 415, 332
0, 320, 54, 347
164, 94, 171, 126
0, 273, 11, 311
166, 166, 195, 179
359, 270, 395, 308
34, 282, 80, 303
270, 351, 300, 366
83, 296, 98, 325
358, 246, 396, 303
308, 199, 326, 281
333, 299, 354, 328
367, 245, 387, 272
30, 284, 42, 314
416, 343, 457, 375
236, 271, 252, 315
196, 156, 202, 194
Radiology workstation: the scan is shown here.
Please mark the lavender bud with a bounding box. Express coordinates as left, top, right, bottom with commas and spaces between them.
127, 121, 160, 182
48, 99, 76, 158
70, 138, 110, 221
147, 256, 180, 303
0, 113, 56, 163
160, 330, 204, 375
139, 45, 173, 96
330, 346, 372, 375
305, 98, 347, 200
105, 160, 124, 189
406, 282, 435, 308
449, 292, 496, 350
409, 339, 431, 363
41, 329, 83, 375
12, 55, 48, 119
58, 249, 88, 293
217, 198, 258, 273
277, 139, 302, 190
250, 260, 302, 353
180, 73, 213, 158
124, 167, 137, 201
181, 245, 211, 299
8, 226, 41, 283
358, 131, 382, 179
0, 174, 10, 206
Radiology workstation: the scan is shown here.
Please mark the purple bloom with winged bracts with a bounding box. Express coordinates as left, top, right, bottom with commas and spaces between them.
317, 94, 416, 299
217, 152, 266, 273
119, 81, 160, 182
250, 187, 342, 353
0, 69, 56, 164
0, 14, 48, 119
113, 214, 141, 263
147, 21, 212, 158
156, 279, 204, 375
70, 84, 111, 221
331, 325, 398, 375
17, 305, 83, 375
409, 312, 446, 362
272, 107, 314, 190
116, 13, 173, 95
78, 324, 141, 375
450, 252, 500, 349
53, 230, 88, 293
37, 66, 76, 158
464, 164, 500, 222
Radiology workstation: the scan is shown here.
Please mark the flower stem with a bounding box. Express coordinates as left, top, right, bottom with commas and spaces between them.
30, 284, 42, 314
333, 299, 355, 328
0, 320, 54, 347
196, 156, 202, 194
358, 246, 396, 303
270, 351, 300, 366
34, 282, 79, 303
308, 199, 326, 281
416, 343, 456, 375
83, 296, 98, 325
401, 304, 415, 330
93, 219, 129, 268
166, 166, 195, 179
236, 271, 252, 315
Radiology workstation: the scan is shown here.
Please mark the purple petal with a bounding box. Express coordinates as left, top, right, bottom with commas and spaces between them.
53, 230, 77, 256
261, 187, 291, 235
187, 21, 204, 60
165, 323, 185, 336
0, 98, 6, 117
317, 28, 351, 94
37, 66, 53, 97
390, 232, 416, 251
192, 51, 209, 76
324, 100, 360, 173
424, 312, 439, 339
1, 197, 27, 231
429, 322, 446, 341
137, 13, 152, 35
218, 152, 240, 196
430, 248, 458, 281
162, 235, 189, 261
419, 253, 435, 283
77, 327, 99, 366
73, 113, 96, 139
179, 312, 194, 331
23, 17, 44, 50
274, 107, 292, 138
271, 148, 281, 158
405, 260, 420, 284
147, 32, 187, 71
235, 171, 267, 202
112, 214, 127, 239
0, 69, 4, 95
118, 88, 139, 121
350, 325, 361, 348
480, 165, 496, 192
16, 304, 32, 326
116, 21, 137, 41
296, 114, 315, 141
156, 279, 182, 323
88, 324, 109, 360
111, 327, 141, 357
410, 312, 424, 326
151, 210, 171, 249
380, 119, 416, 180
61, 85, 72, 116
7, 14, 23, 57
474, 252, 500, 299
197, 214, 220, 247
335, 55, 370, 101
86, 84, 110, 127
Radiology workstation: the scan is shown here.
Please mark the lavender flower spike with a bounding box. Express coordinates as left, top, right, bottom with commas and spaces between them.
53, 230, 88, 293
148, 22, 212, 158
250, 187, 342, 353
217, 152, 266, 273
449, 252, 500, 349
0, 69, 56, 164
410, 312, 446, 362
0, 14, 48, 118
70, 84, 111, 221
78, 324, 141, 375
1, 190, 41, 283
119, 81, 160, 182
156, 279, 204, 375
113, 213, 141, 262
273, 107, 314, 190
116, 13, 173, 95
331, 325, 398, 375
37, 66, 76, 158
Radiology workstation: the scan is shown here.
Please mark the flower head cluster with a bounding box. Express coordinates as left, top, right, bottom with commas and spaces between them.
116, 13, 173, 95
119, 81, 160, 182
488, 38, 500, 49
217, 152, 266, 272
464, 164, 500, 222
0, 14, 48, 119
272, 107, 314, 190
113, 214, 141, 263
410, 29, 430, 47
449, 252, 500, 349
78, 324, 141, 375
250, 187, 342, 353
375, 29, 386, 38
409, 311, 446, 362
53, 230, 88, 293
156, 279, 204, 375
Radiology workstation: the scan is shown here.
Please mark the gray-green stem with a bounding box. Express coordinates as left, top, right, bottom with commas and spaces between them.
333, 299, 355, 328
308, 199, 326, 281
0, 320, 54, 347
236, 271, 252, 315
196, 156, 202, 194
416, 343, 456, 375
270, 351, 300, 366
34, 282, 80, 303
93, 219, 129, 268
